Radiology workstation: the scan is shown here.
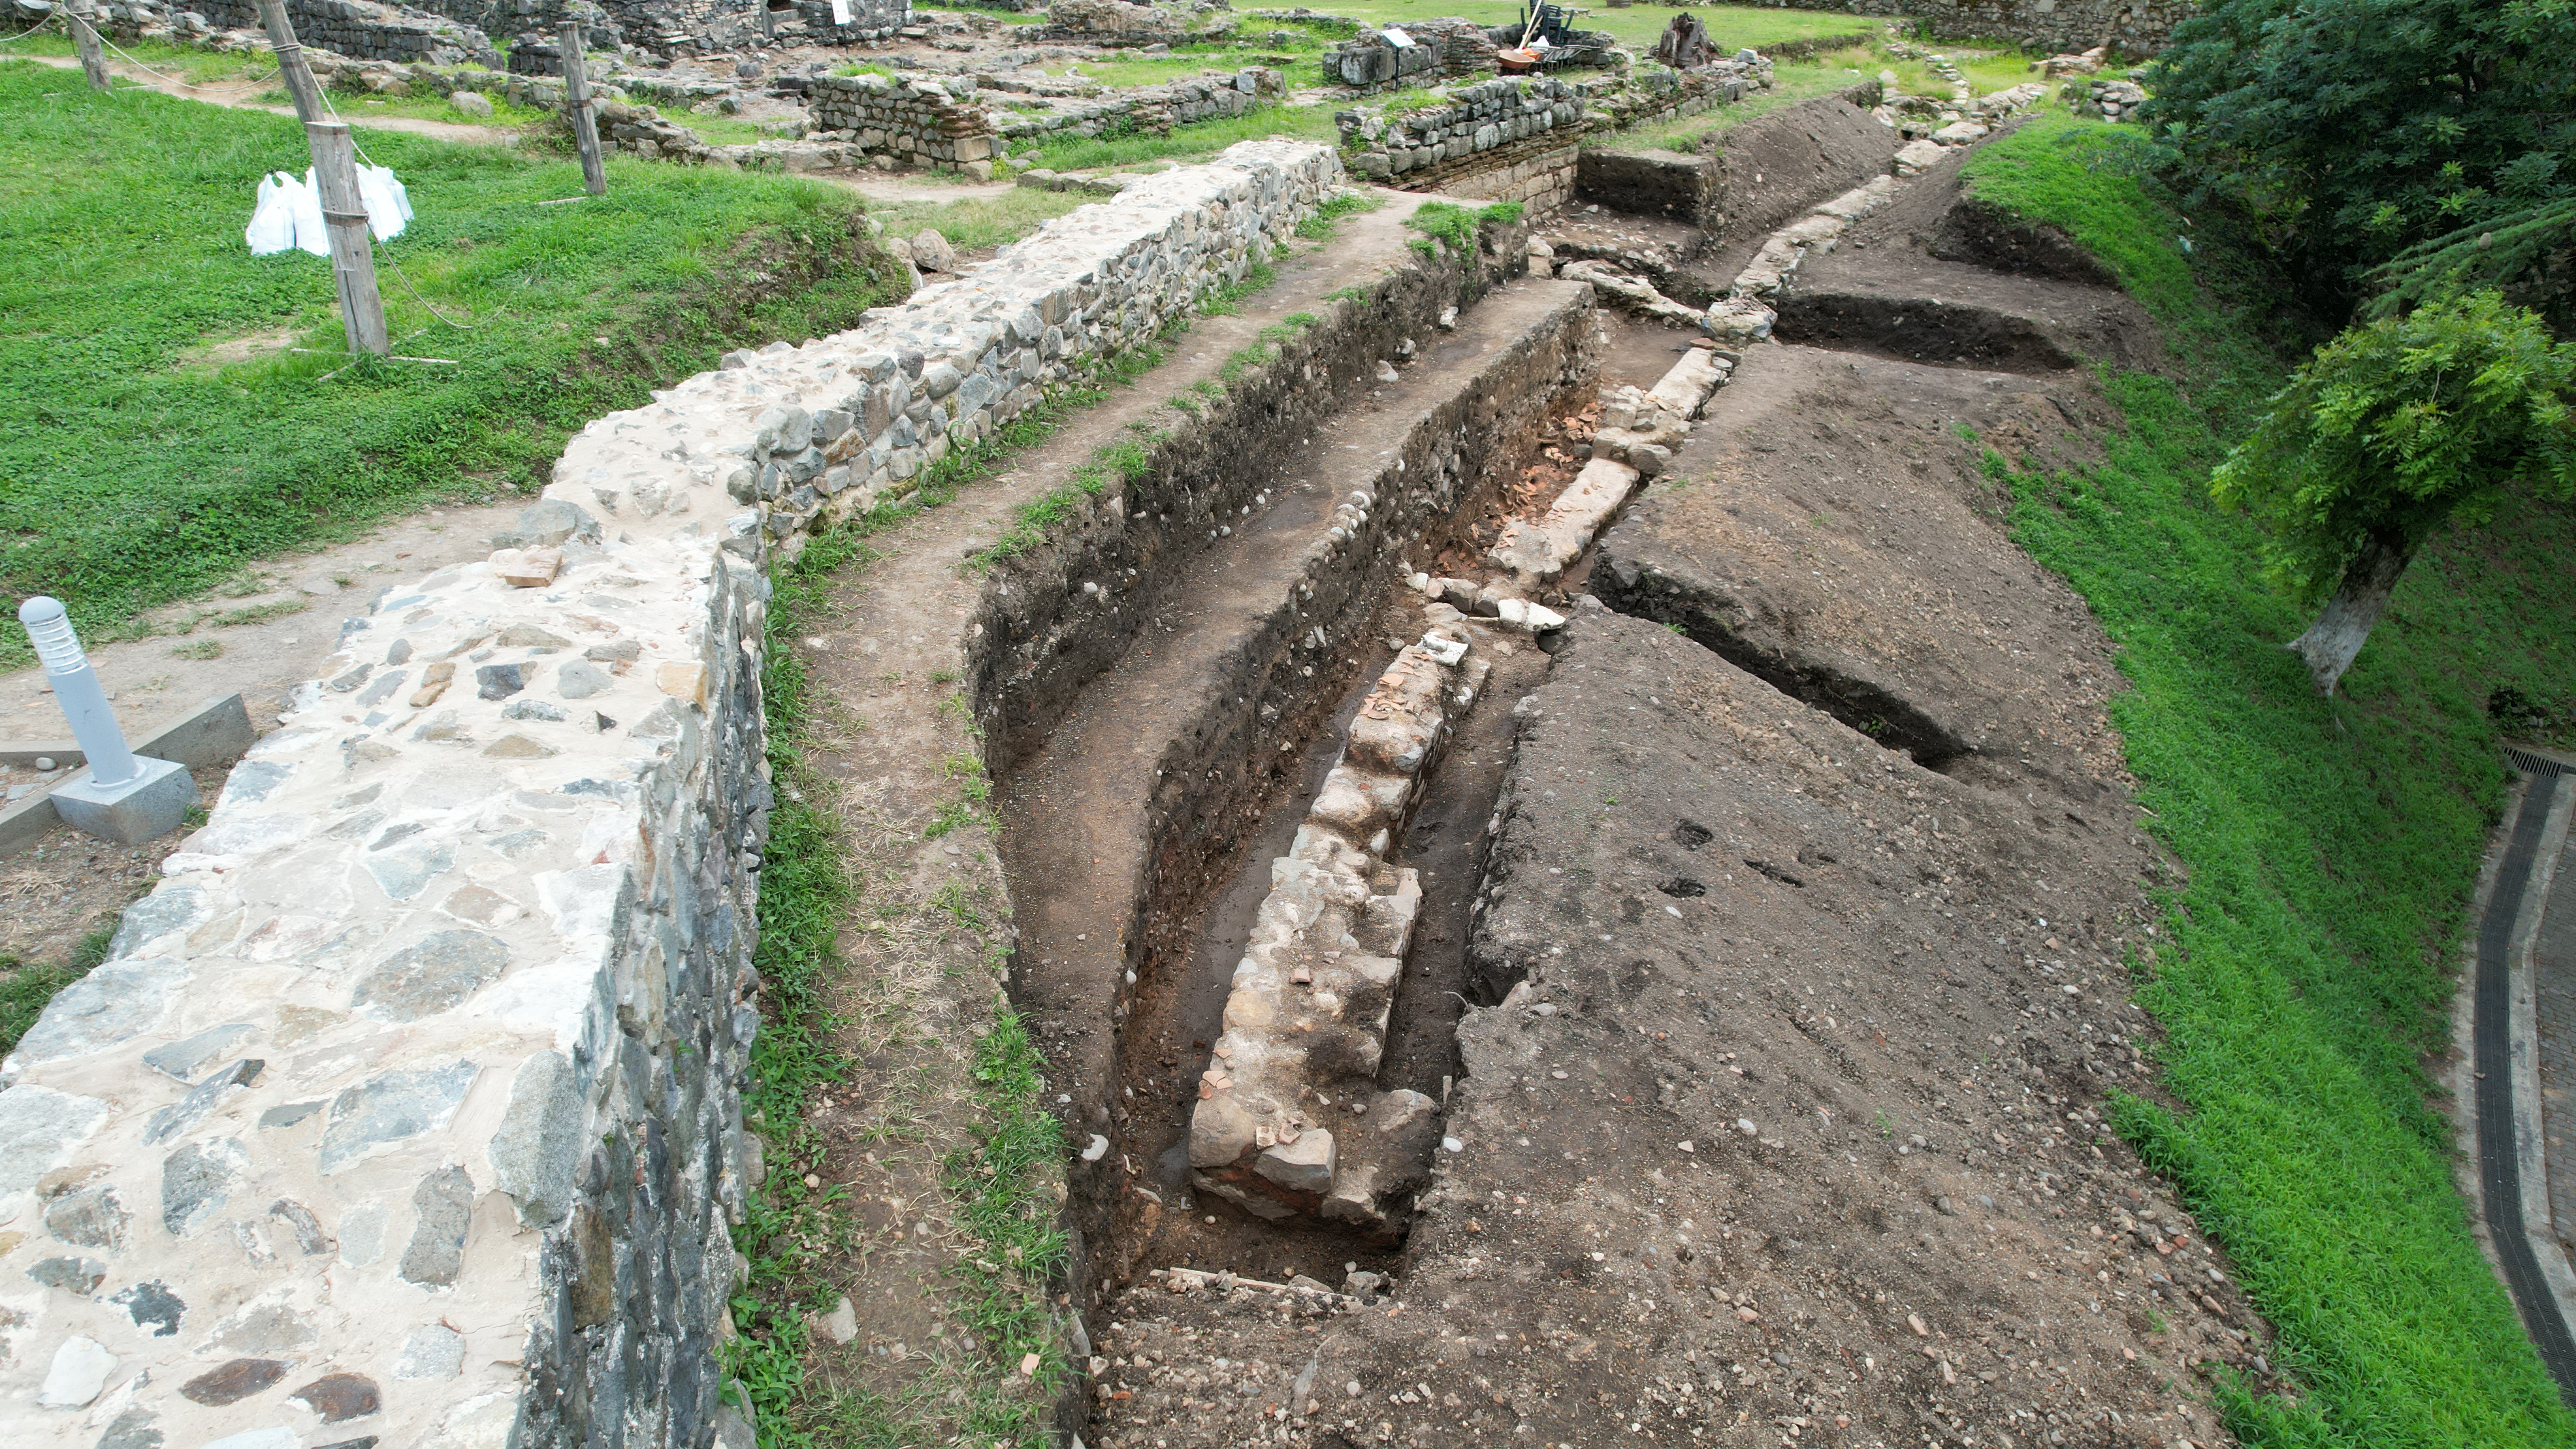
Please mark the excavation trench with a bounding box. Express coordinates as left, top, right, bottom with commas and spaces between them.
986, 136, 2117, 1360
988, 271, 1718, 1289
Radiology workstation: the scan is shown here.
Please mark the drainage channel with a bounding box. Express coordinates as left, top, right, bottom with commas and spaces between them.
993, 275, 1729, 1296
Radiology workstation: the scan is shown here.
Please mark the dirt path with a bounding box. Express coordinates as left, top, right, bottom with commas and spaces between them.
741, 195, 1450, 1442
18, 51, 516, 140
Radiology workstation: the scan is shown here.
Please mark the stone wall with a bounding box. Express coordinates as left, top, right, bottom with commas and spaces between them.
1338, 75, 1580, 185
992, 70, 1278, 146
806, 70, 1280, 174
0, 141, 1341, 1449
1731, 0, 2194, 55
807, 72, 1002, 170
1321, 16, 1504, 88
1337, 54, 1778, 191
183, 0, 500, 65
1030, 0, 1236, 48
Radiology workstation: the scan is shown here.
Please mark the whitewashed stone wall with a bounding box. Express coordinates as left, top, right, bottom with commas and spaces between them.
0, 140, 1340, 1449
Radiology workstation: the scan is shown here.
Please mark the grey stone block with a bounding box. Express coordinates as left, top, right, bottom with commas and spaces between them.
51, 755, 197, 846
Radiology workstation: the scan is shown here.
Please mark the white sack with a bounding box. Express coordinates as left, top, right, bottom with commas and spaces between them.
243, 171, 298, 256
287, 170, 329, 256
356, 162, 412, 240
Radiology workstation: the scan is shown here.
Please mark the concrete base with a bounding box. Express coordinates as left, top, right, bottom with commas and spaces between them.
49, 756, 197, 845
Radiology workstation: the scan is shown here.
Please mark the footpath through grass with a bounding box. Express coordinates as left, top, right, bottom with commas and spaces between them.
0, 61, 897, 667
1974, 117, 2576, 1447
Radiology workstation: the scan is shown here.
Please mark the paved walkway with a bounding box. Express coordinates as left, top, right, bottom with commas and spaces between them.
2482, 747, 2576, 1400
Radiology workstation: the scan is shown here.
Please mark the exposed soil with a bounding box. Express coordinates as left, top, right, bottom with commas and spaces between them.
997, 274, 1597, 1283
1774, 161, 2164, 376
1088, 608, 2266, 1449
1073, 143, 2279, 1449
1594, 344, 2127, 798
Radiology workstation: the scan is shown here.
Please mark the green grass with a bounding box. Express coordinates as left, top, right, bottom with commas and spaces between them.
1975, 117, 2576, 1449
1, 28, 273, 87
1958, 113, 2198, 321
869, 186, 1090, 255
1606, 57, 1868, 151
1292, 1, 1866, 53
1018, 102, 1336, 174
1402, 198, 1521, 258
0, 61, 898, 669
0, 927, 115, 1057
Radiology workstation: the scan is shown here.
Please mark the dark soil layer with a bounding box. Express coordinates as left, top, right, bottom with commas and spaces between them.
1087, 607, 2262, 1448
1593, 344, 2126, 799
1775, 161, 2164, 375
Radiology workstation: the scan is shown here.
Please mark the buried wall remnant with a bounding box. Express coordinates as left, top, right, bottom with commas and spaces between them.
0, 141, 1342, 1449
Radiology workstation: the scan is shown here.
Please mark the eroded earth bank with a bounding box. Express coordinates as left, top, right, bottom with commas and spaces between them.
992, 120, 2280, 1449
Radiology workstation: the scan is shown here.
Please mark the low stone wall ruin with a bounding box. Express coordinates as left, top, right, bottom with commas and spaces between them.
180, 0, 500, 66
1338, 75, 1580, 185
805, 69, 1280, 174
1731, 0, 2192, 55
0, 141, 1341, 1449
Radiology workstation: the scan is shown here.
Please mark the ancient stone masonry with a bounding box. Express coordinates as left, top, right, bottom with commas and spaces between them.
1321, 16, 1506, 89
1733, 0, 2194, 55
1337, 75, 1580, 184
805, 72, 1001, 169
0, 141, 1338, 1449
805, 67, 1280, 173
992, 69, 1277, 145
185, 0, 500, 66
1187, 637, 1481, 1234
1030, 0, 1236, 48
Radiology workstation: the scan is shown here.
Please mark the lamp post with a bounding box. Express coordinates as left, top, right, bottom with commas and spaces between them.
17, 597, 198, 844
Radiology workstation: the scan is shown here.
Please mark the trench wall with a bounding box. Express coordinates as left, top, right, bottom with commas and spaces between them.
0, 142, 1339, 1449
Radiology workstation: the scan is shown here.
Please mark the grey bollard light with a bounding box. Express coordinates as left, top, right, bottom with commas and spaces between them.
18, 596, 198, 845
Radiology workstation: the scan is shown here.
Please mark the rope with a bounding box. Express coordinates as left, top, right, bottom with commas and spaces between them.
0, 14, 59, 46
308, 83, 501, 331
89, 29, 280, 93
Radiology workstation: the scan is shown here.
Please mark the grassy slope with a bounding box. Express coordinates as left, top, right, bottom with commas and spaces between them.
1970, 114, 2576, 1447
0, 61, 895, 665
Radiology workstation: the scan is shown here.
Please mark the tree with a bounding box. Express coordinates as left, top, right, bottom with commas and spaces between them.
2142, 0, 2576, 307
2211, 290, 2576, 696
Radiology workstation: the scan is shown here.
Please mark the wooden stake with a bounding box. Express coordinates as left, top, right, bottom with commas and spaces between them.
560, 23, 607, 197
255, 0, 325, 125
64, 0, 109, 91
306, 121, 389, 356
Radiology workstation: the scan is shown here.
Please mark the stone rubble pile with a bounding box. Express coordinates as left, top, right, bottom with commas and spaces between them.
1187, 633, 1479, 1235
0, 141, 1339, 1449
2067, 75, 2148, 122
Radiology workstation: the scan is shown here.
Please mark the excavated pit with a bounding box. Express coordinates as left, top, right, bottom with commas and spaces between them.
989, 272, 1678, 1285
1079, 124, 2282, 1449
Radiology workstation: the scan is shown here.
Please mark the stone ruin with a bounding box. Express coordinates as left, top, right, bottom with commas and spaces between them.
1034, 0, 1232, 48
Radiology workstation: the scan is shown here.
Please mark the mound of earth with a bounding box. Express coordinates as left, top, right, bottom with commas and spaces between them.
1593, 343, 2125, 798
1772, 155, 2162, 374
1087, 606, 2263, 1448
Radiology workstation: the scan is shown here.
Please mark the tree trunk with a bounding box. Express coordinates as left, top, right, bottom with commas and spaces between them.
2288, 531, 2414, 696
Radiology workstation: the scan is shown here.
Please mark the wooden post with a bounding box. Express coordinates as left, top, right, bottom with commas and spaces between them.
560, 23, 607, 197
255, 0, 325, 125
306, 121, 390, 356
65, 0, 110, 91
